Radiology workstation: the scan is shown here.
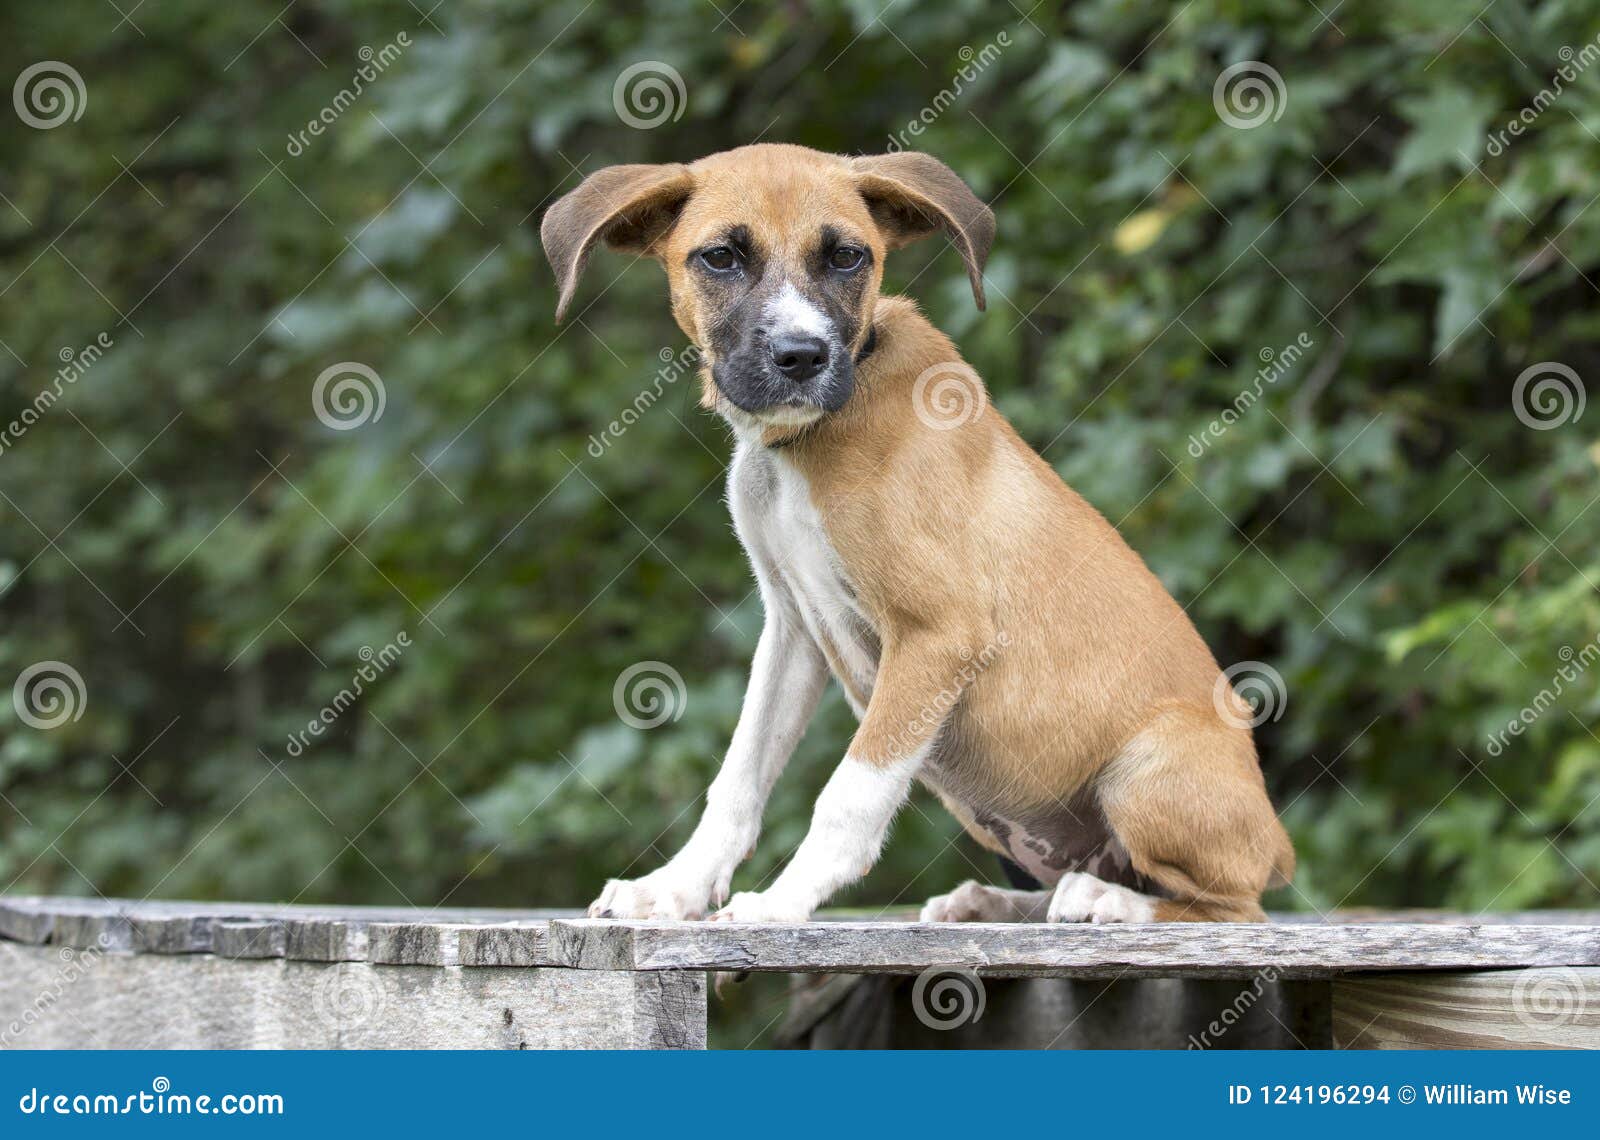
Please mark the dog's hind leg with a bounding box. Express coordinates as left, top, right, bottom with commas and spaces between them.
920, 880, 1050, 922
1077, 700, 1294, 924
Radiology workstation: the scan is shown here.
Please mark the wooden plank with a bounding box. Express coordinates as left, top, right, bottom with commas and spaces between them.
549, 918, 1600, 978
1333, 968, 1600, 1049
368, 923, 471, 966
0, 941, 702, 1049
0, 897, 565, 966
213, 920, 287, 959
283, 916, 368, 962
7, 896, 1598, 980
0, 899, 55, 944
457, 924, 550, 967
1287, 909, 1600, 926
130, 913, 218, 954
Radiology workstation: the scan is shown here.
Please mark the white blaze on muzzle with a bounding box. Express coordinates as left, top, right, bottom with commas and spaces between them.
764, 281, 833, 343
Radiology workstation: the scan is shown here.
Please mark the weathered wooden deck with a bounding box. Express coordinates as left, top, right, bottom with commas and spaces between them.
3, 896, 1597, 1049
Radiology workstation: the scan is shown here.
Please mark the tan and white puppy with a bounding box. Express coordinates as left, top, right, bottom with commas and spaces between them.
543, 144, 1294, 925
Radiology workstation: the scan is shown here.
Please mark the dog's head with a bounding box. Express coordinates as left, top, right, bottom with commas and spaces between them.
541, 144, 993, 428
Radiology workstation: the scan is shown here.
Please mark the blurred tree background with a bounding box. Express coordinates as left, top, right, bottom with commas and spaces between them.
4, 0, 1600, 1033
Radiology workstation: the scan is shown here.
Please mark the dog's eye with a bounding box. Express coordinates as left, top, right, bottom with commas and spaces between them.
829, 247, 865, 271
700, 247, 738, 272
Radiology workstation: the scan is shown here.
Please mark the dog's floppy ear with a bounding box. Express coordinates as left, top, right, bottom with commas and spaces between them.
541, 163, 695, 323
852, 152, 995, 310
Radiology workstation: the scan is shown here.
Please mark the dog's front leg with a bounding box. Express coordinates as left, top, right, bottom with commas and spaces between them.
713, 633, 963, 923
589, 609, 827, 920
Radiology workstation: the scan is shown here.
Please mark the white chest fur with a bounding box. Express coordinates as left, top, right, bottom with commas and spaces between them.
726, 434, 879, 712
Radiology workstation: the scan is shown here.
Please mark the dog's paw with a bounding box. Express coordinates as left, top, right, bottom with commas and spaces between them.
1046, 871, 1156, 924
710, 890, 811, 924
588, 872, 707, 921
920, 880, 995, 922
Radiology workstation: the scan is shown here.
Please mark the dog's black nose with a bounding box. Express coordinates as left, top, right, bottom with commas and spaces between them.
770, 335, 829, 382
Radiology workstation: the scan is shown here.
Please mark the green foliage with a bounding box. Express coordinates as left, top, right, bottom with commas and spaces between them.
3, 0, 1599, 956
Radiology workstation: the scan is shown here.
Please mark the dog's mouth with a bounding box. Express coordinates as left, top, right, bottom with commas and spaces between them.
746, 402, 825, 428
710, 355, 853, 424
713, 384, 828, 432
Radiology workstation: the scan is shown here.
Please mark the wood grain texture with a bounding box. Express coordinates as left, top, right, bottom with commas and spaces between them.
457, 924, 549, 967
0, 942, 703, 1049
1333, 968, 1600, 1049
213, 920, 288, 959
549, 918, 1600, 978
0, 897, 567, 967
